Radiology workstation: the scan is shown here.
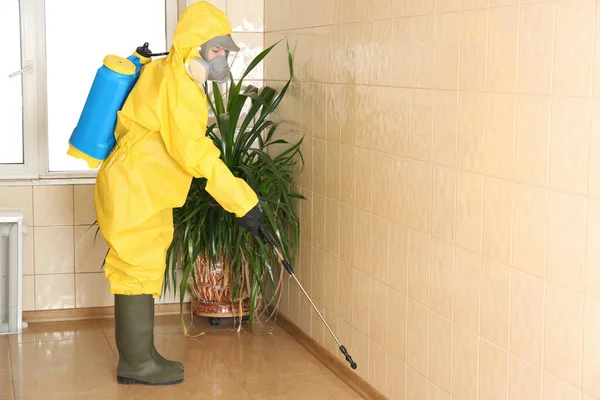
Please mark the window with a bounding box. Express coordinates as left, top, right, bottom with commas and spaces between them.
1, 0, 23, 164
0, 0, 179, 179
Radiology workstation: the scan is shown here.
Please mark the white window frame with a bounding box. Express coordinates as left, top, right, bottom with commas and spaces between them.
0, 0, 181, 182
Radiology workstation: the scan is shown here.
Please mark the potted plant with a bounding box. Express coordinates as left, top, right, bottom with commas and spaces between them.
163, 39, 304, 331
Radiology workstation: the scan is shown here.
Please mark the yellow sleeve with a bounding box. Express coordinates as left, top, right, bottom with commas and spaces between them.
160, 87, 258, 218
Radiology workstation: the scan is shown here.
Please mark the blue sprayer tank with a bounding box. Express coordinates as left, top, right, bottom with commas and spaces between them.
67, 44, 156, 169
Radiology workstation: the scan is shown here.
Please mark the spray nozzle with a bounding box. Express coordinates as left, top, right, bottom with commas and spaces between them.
136, 42, 169, 58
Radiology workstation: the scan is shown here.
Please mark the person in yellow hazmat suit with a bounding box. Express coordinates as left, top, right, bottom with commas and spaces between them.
94, 1, 264, 386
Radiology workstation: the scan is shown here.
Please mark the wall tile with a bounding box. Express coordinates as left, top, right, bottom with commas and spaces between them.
35, 274, 74, 310
549, 96, 591, 196
313, 139, 327, 196
435, 12, 461, 90
430, 239, 454, 320
542, 373, 581, 400
583, 296, 600, 398
484, 93, 516, 180
74, 226, 107, 273
590, 101, 600, 198
428, 312, 452, 393
455, 171, 484, 253
459, 9, 488, 91
411, 15, 435, 89
312, 194, 326, 251
487, 6, 519, 92
410, 89, 434, 162
354, 209, 371, 274
546, 190, 587, 293
406, 367, 428, 400
0, 186, 33, 227
432, 166, 456, 244
75, 273, 112, 308
340, 145, 355, 206
510, 269, 544, 368
452, 324, 479, 400
482, 177, 513, 265
373, 88, 392, 153
429, 384, 451, 400
388, 289, 407, 361
373, 20, 394, 86
543, 283, 584, 388
357, 0, 391, 21
480, 258, 510, 349
462, 0, 488, 10
587, 199, 600, 299
433, 91, 459, 168
389, 156, 411, 225
22, 276, 35, 311
226, 0, 264, 32
409, 160, 433, 234
508, 356, 542, 400
453, 248, 481, 333
457, 92, 485, 174
518, 2, 554, 95
73, 185, 96, 226
352, 269, 370, 336
478, 339, 508, 400
324, 198, 339, 257
552, 0, 595, 97
514, 95, 551, 188
349, 328, 369, 381
355, 149, 372, 212
407, 300, 429, 376
312, 247, 326, 305
368, 341, 388, 395
392, 19, 413, 88
338, 262, 354, 324
387, 355, 406, 399
323, 254, 339, 313
391, 89, 411, 157
370, 215, 389, 284
22, 231, 34, 276
34, 226, 74, 275
512, 183, 547, 278
372, 154, 391, 220
230, 32, 264, 81
341, 86, 357, 146
408, 230, 430, 306
369, 278, 388, 348
325, 142, 340, 201
389, 223, 409, 294
438, 0, 461, 13
33, 185, 73, 227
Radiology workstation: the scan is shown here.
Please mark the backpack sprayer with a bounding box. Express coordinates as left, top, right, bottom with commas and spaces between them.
258, 226, 357, 370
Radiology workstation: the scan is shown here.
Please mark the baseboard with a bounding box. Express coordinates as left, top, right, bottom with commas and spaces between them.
22, 302, 192, 324
274, 312, 386, 400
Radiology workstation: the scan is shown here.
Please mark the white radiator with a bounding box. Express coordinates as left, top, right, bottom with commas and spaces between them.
0, 211, 24, 335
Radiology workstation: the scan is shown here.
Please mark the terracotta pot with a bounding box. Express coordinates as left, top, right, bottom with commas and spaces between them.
189, 255, 251, 318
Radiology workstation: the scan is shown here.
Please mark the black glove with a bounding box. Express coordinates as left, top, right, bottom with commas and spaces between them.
236, 205, 264, 237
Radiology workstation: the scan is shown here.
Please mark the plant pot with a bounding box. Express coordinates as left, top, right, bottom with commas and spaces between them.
189, 255, 251, 319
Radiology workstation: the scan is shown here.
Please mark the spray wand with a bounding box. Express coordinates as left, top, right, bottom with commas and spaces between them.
258, 226, 357, 370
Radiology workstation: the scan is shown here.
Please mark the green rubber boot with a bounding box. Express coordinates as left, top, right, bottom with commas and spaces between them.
149, 298, 183, 372
115, 294, 184, 385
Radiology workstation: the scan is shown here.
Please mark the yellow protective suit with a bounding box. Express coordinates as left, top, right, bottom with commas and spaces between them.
94, 1, 258, 297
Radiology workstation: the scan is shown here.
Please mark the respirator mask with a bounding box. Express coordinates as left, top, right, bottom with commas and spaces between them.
185, 34, 239, 85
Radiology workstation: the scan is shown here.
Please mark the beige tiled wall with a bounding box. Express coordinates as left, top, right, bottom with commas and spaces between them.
0, 0, 264, 312
266, 0, 600, 399
0, 184, 110, 311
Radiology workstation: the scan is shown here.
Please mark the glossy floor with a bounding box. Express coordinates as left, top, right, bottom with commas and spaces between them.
0, 315, 362, 399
